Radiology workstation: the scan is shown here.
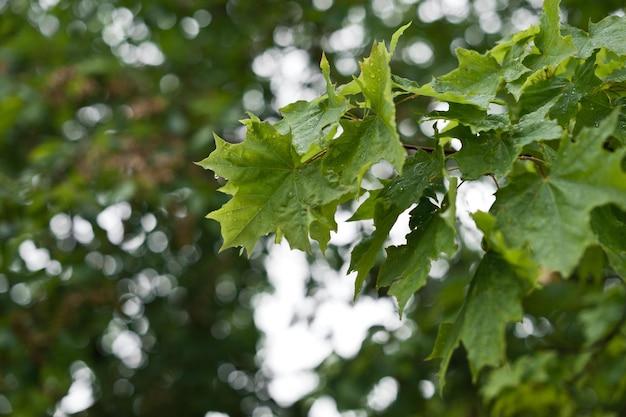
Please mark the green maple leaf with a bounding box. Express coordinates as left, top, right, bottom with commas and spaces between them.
324, 117, 405, 188
200, 27, 410, 256
566, 15, 626, 58
591, 205, 626, 278
279, 54, 350, 157
549, 52, 603, 125
451, 110, 562, 180
349, 203, 399, 296
524, 0, 576, 70
518, 74, 569, 116
430, 103, 509, 134
198, 114, 352, 254
491, 110, 626, 275
376, 149, 444, 208
460, 253, 530, 379
488, 26, 537, 100
348, 150, 444, 295
279, 98, 348, 157
416, 48, 503, 109
494, 29, 536, 83
378, 199, 456, 316
453, 129, 518, 180
588, 16, 626, 56
429, 251, 530, 391
356, 22, 410, 130
323, 30, 407, 189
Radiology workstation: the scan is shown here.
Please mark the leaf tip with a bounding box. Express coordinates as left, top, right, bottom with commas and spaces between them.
390, 21, 412, 55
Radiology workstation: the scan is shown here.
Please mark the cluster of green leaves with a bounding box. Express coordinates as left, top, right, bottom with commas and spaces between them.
200, 0, 626, 395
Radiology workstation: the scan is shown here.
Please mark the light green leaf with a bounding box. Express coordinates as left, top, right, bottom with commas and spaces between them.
427, 322, 459, 392
473, 210, 539, 283
491, 111, 626, 275
524, 0, 576, 70
416, 49, 503, 109
562, 15, 626, 61
497, 31, 536, 83
279, 98, 348, 157
357, 40, 396, 130
324, 117, 405, 189
199, 115, 351, 254
561, 24, 592, 58
482, 352, 557, 401
278, 53, 348, 157
390, 21, 412, 55
490, 24, 539, 65
328, 36, 406, 179
320, 52, 342, 107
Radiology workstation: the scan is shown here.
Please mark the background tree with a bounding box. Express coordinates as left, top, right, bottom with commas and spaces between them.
0, 1, 624, 416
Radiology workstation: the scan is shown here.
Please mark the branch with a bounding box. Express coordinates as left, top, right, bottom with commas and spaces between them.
402, 144, 457, 155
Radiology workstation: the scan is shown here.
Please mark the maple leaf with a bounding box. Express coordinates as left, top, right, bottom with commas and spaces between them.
410, 48, 503, 109
429, 251, 530, 391
278, 53, 349, 158
565, 15, 626, 58
451, 110, 563, 180
198, 114, 352, 254
490, 110, 626, 275
523, 0, 576, 70
348, 150, 444, 296
279, 98, 348, 158
591, 204, 626, 278
379, 199, 456, 316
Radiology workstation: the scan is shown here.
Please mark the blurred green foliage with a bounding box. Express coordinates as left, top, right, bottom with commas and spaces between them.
1, 0, 625, 416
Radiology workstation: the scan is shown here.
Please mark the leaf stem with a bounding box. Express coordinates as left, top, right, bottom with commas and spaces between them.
395, 93, 420, 105
304, 149, 328, 164
518, 155, 547, 178
488, 174, 500, 190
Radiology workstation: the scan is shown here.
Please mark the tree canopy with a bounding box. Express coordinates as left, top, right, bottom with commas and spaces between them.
2, 0, 626, 416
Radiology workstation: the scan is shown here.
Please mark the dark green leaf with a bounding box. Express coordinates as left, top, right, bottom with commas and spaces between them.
380, 205, 456, 315
491, 111, 626, 275
591, 204, 626, 278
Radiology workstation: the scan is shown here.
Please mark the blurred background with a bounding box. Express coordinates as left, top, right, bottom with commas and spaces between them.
0, 0, 624, 416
